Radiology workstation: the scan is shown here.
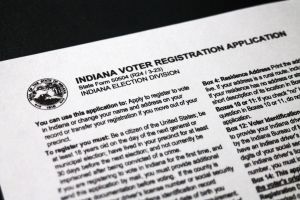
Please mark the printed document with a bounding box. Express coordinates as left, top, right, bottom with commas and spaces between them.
0, 1, 300, 200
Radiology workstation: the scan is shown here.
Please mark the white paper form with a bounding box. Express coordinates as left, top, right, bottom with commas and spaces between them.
0, 1, 300, 200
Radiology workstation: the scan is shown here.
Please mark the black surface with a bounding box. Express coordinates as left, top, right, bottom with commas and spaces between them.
0, 0, 282, 62
0, 1, 281, 200
0, 187, 3, 200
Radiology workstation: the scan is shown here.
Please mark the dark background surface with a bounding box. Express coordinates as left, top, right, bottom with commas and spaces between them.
0, 0, 281, 200
0, 187, 3, 200
0, 0, 282, 62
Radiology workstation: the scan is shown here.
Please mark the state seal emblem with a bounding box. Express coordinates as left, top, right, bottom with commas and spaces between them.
27, 78, 68, 110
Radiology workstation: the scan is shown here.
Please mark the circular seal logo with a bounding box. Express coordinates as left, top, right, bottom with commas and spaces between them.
27, 78, 68, 110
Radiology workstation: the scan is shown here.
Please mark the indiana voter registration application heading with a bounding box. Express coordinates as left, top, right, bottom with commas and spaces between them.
1, 1, 300, 200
